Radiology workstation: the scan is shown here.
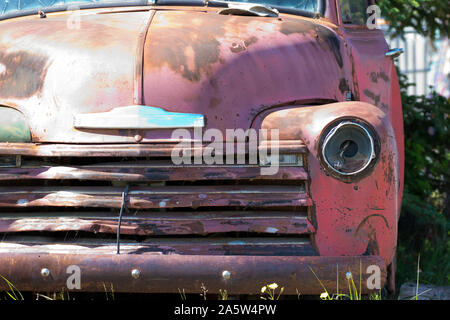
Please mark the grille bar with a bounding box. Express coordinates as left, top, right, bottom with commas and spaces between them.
0, 185, 311, 209
0, 238, 316, 256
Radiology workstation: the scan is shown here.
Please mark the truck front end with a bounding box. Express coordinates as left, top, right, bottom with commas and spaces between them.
0, 0, 403, 296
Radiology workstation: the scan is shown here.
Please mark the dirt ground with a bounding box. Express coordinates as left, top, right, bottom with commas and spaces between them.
398, 282, 450, 300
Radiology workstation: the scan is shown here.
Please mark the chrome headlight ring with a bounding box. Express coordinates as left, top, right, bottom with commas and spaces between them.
319, 119, 380, 182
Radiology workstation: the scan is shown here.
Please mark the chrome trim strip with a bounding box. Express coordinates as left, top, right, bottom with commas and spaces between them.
73, 105, 205, 129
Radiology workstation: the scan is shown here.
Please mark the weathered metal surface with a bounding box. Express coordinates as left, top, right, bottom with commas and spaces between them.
0, 141, 306, 157
141, 9, 349, 141
0, 185, 311, 208
0, 164, 307, 181
260, 101, 400, 266
0, 10, 148, 143
0, 211, 314, 235
340, 24, 405, 220
0, 237, 315, 256
0, 107, 31, 142
0, 251, 386, 294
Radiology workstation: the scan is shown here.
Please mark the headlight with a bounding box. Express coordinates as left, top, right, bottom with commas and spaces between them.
320, 120, 378, 179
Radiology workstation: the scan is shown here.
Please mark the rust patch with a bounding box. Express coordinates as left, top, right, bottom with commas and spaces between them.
182, 221, 205, 235
349, 51, 360, 100
0, 51, 49, 98
363, 233, 380, 255
338, 78, 350, 94
370, 72, 378, 83
209, 97, 221, 108
379, 71, 389, 82
355, 214, 389, 256
315, 27, 343, 69
230, 42, 246, 53
280, 20, 343, 68
370, 70, 390, 83
0, 253, 386, 294
279, 20, 316, 36
145, 13, 224, 82
354, 213, 390, 238
383, 152, 396, 197
244, 36, 258, 48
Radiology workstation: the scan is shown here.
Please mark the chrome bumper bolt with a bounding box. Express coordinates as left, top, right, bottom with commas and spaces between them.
222, 270, 231, 280
131, 269, 141, 279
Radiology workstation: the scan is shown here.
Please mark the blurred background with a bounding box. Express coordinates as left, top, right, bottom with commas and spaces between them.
383, 23, 449, 98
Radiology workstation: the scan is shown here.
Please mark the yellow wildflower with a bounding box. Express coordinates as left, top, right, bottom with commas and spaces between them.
268, 283, 278, 290
320, 292, 329, 300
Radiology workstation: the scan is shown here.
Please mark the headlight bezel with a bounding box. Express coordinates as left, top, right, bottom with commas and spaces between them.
318, 118, 380, 182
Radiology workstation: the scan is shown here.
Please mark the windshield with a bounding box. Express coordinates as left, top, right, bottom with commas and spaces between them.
1, 0, 320, 17
1, 0, 120, 15
221, 0, 320, 12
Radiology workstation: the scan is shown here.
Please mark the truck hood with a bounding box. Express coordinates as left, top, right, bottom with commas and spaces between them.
0, 8, 350, 143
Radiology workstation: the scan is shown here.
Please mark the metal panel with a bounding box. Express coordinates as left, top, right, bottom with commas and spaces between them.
0, 185, 311, 209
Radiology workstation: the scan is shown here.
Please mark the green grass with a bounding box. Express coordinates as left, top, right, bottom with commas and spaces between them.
309, 263, 375, 300
0, 275, 23, 301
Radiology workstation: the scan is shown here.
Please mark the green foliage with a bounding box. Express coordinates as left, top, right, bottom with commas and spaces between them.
377, 0, 450, 41
396, 73, 450, 286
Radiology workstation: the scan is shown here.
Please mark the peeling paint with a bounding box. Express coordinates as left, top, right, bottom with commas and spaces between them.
370, 70, 390, 83
363, 89, 381, 107
144, 12, 223, 82
0, 50, 49, 98
280, 20, 343, 68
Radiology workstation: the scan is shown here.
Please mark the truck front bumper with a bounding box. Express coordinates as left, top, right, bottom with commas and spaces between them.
0, 250, 386, 295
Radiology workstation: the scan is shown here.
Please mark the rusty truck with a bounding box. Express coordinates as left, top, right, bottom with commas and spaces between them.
0, 0, 404, 296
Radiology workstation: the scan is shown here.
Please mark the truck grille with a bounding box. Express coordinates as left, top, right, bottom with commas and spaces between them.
0, 141, 316, 256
